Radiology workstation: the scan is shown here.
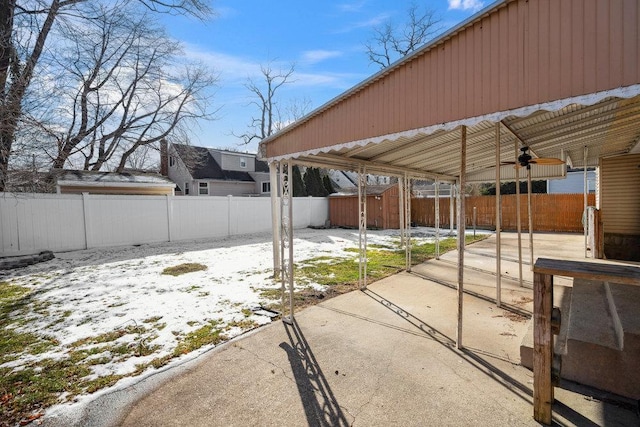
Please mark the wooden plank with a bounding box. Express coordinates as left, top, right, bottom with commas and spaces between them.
533, 258, 640, 286
533, 271, 554, 425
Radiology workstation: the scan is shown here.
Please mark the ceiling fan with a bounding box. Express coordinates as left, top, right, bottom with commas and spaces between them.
500, 146, 565, 272
503, 146, 565, 169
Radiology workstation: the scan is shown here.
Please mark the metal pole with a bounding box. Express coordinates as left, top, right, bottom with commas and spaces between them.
269, 162, 280, 279
405, 174, 412, 272
473, 206, 477, 238
287, 163, 294, 320
457, 126, 467, 349
279, 161, 294, 324
398, 178, 405, 247
515, 141, 523, 287
435, 179, 440, 260
584, 146, 588, 258
358, 166, 368, 289
450, 184, 455, 234
527, 167, 534, 270
495, 123, 502, 307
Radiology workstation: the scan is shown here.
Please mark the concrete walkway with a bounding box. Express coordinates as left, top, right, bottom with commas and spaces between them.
48, 232, 639, 426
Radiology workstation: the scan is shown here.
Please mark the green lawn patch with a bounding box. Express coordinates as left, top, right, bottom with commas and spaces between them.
161, 263, 207, 276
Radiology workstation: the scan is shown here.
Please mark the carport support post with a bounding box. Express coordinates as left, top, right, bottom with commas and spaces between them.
450, 184, 455, 233
495, 123, 501, 306
358, 166, 368, 289
527, 167, 534, 270
583, 146, 588, 258
456, 125, 467, 349
435, 179, 440, 260
515, 141, 523, 287
279, 161, 294, 323
269, 162, 281, 279
398, 178, 405, 247
404, 173, 412, 272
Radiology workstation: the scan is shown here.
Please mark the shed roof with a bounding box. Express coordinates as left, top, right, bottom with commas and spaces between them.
259, 0, 640, 183
56, 170, 174, 187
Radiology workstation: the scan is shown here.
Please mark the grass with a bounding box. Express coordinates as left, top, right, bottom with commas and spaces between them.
0, 233, 487, 426
161, 263, 207, 276
0, 283, 163, 427
264, 235, 487, 310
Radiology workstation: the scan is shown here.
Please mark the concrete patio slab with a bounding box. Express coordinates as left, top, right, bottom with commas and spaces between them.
43, 232, 639, 426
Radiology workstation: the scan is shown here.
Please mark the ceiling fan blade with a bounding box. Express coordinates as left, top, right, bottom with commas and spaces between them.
530, 158, 565, 165
500, 161, 517, 165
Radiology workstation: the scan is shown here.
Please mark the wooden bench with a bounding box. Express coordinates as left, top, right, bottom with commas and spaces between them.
532, 258, 640, 425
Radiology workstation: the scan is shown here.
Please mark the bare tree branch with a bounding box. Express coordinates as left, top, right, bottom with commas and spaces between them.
365, 2, 441, 69
233, 62, 296, 145
0, 0, 214, 190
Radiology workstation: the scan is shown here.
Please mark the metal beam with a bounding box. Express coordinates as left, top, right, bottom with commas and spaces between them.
358, 166, 368, 289
435, 179, 440, 260
495, 123, 502, 307
456, 126, 467, 349
269, 162, 281, 279
515, 140, 524, 287
280, 161, 294, 324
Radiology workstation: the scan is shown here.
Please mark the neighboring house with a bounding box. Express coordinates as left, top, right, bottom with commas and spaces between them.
55, 170, 175, 195
167, 144, 270, 196
547, 169, 596, 194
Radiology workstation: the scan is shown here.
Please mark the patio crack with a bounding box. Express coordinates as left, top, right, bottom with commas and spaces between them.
349, 340, 397, 425
231, 342, 295, 383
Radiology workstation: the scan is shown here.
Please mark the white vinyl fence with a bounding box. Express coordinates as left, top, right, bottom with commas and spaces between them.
0, 193, 329, 256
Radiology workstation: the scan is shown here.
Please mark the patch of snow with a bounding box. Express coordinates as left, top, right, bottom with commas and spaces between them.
0, 226, 488, 418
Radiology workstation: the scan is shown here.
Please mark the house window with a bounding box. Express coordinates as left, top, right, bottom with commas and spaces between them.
261, 182, 271, 193
184, 182, 190, 195
169, 156, 175, 167
199, 182, 209, 195
240, 157, 247, 168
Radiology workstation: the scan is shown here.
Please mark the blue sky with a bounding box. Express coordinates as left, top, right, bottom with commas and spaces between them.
163, 0, 486, 153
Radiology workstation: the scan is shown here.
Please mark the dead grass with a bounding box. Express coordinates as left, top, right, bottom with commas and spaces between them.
161, 263, 207, 276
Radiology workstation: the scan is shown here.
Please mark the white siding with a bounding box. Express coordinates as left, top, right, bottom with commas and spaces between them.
207, 181, 255, 196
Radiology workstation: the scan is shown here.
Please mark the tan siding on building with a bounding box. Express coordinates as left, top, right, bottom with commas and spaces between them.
600, 154, 640, 234
264, 0, 640, 159
58, 185, 173, 196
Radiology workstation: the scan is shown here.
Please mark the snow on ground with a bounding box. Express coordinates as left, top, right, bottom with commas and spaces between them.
0, 226, 487, 409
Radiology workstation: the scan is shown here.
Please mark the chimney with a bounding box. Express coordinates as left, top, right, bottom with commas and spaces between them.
160, 139, 168, 176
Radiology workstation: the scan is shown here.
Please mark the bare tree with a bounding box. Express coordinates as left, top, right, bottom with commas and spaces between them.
41, 4, 217, 172
234, 62, 296, 145
365, 2, 441, 69
0, 0, 212, 190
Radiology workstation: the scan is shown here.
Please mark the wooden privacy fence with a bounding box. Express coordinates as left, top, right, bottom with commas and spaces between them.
412, 193, 596, 233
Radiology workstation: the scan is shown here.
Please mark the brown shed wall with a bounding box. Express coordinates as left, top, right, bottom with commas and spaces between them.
329, 186, 400, 229
264, 0, 640, 158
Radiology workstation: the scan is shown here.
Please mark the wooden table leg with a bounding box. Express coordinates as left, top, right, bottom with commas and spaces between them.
533, 272, 554, 424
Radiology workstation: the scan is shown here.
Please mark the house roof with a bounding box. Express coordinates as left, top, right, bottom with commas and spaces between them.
255, 159, 269, 173
56, 170, 174, 187
173, 144, 254, 182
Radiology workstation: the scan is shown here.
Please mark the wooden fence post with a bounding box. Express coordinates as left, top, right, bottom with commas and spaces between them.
533, 270, 554, 425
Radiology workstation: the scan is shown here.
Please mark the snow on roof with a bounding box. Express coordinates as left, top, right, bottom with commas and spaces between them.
56, 170, 174, 186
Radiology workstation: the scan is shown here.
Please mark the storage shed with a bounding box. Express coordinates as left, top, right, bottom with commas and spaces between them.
56, 170, 175, 196
329, 184, 399, 229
